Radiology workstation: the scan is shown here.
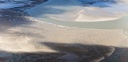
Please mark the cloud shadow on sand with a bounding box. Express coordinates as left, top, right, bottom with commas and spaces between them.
0, 1, 128, 62
0, 42, 113, 62
0, 9, 46, 40
0, 42, 128, 62
0, 9, 32, 32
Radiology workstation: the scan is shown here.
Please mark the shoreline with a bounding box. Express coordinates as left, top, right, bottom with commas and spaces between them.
0, 9, 128, 52
0, 1, 128, 62
27, 0, 128, 22
0, 15, 128, 52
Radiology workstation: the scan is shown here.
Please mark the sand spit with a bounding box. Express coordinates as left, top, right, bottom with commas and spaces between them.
0, 16, 128, 53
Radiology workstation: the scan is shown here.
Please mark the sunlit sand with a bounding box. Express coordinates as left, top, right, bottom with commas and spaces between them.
0, 0, 128, 62
0, 17, 128, 53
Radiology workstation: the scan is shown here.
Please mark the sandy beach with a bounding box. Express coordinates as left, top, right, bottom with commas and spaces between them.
0, 10, 128, 62
0, 13, 128, 52
0, 0, 128, 62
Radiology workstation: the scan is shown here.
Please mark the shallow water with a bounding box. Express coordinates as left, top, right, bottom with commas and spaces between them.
1, 0, 128, 62
27, 0, 128, 29
36, 16, 128, 29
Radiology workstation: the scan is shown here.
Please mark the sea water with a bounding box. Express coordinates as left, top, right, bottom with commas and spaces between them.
27, 0, 128, 29
0, 0, 128, 62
